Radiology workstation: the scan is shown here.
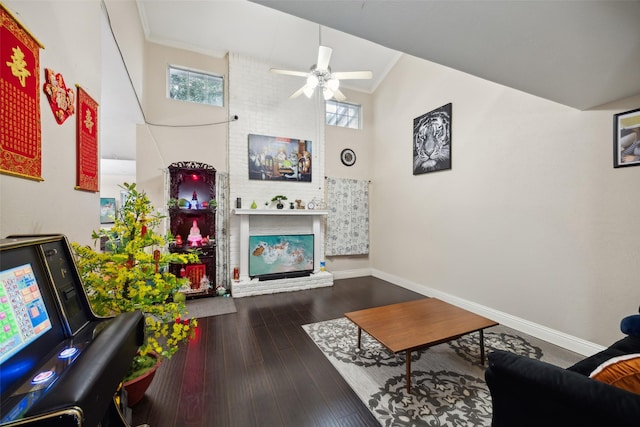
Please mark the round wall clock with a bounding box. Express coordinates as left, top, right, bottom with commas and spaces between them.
340, 148, 356, 166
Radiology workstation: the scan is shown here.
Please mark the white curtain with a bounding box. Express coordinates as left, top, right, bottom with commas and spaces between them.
325, 177, 369, 256
216, 172, 230, 289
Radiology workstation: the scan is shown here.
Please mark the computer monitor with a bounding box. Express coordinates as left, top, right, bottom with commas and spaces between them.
0, 263, 53, 365
0, 243, 65, 397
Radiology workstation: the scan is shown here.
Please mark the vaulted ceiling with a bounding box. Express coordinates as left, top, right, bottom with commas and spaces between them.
102, 0, 640, 166
137, 0, 640, 110
249, 0, 640, 110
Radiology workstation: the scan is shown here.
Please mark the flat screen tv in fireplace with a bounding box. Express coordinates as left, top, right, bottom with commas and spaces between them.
249, 234, 314, 281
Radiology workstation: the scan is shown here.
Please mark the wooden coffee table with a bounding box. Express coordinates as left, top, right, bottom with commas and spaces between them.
344, 298, 498, 392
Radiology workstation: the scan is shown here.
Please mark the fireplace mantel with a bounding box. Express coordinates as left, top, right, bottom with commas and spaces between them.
232, 208, 332, 297
233, 208, 329, 216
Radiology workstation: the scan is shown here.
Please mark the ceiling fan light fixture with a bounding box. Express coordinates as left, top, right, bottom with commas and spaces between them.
303, 85, 315, 98
306, 74, 319, 89
271, 38, 372, 101
323, 87, 334, 100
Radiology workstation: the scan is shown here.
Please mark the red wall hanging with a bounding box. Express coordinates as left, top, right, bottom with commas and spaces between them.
43, 68, 75, 124
75, 85, 99, 192
0, 4, 45, 181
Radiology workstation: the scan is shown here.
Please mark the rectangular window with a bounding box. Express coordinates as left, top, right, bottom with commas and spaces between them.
168, 65, 223, 107
326, 100, 361, 129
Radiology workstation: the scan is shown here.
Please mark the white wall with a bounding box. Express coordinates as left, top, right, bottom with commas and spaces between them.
103, 0, 145, 104
324, 89, 374, 276
99, 159, 135, 218
0, 1, 102, 246
136, 42, 229, 219
371, 54, 640, 347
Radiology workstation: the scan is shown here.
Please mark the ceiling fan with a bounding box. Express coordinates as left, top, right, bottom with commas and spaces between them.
271, 45, 372, 101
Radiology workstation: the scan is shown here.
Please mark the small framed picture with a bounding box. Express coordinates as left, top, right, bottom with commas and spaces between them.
100, 197, 116, 224
120, 190, 130, 211
613, 107, 640, 168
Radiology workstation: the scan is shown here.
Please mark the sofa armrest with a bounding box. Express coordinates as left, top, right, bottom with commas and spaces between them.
485, 350, 640, 427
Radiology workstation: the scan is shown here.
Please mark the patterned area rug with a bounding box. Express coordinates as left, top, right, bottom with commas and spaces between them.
303, 317, 582, 426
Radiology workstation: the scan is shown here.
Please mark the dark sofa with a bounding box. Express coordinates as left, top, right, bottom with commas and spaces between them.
485, 326, 640, 426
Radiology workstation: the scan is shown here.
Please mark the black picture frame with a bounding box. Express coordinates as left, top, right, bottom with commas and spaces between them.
248, 134, 312, 181
613, 107, 640, 168
340, 148, 356, 166
413, 103, 452, 175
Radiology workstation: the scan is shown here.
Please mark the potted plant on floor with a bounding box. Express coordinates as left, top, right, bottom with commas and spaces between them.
72, 182, 200, 406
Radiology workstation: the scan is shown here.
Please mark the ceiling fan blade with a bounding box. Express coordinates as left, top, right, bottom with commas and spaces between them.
271, 68, 309, 78
332, 88, 347, 101
289, 85, 307, 99
332, 71, 373, 80
316, 46, 332, 71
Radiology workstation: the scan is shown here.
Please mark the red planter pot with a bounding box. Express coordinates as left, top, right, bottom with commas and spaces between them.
123, 355, 162, 407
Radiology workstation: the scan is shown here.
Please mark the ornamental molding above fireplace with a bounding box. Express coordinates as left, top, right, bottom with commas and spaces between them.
232, 208, 333, 297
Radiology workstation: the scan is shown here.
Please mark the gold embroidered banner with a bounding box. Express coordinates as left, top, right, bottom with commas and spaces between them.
0, 4, 44, 180
75, 85, 99, 192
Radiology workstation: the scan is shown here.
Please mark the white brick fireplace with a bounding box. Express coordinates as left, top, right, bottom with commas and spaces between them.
228, 53, 332, 297
231, 209, 333, 297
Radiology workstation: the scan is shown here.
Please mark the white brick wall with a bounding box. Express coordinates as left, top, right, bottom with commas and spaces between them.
228, 53, 330, 296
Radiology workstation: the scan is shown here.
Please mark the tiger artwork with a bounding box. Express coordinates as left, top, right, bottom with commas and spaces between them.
413, 103, 452, 174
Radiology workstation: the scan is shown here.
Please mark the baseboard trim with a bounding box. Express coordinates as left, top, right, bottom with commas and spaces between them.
369, 269, 606, 357
331, 268, 373, 280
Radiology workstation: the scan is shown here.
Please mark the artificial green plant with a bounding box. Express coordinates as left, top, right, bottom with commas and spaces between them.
72, 182, 199, 381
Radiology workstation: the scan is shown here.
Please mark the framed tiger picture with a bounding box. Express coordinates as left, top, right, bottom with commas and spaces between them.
613, 107, 640, 168
413, 103, 452, 175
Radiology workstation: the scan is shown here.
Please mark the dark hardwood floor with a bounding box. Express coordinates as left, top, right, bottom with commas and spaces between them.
131, 276, 424, 427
